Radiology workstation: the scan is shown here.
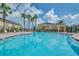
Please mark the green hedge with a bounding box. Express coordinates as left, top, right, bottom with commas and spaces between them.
0, 26, 21, 33
0, 28, 4, 33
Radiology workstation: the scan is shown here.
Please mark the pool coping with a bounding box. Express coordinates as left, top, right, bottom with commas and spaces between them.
59, 32, 75, 35
72, 36, 79, 41
72, 33, 79, 41
0, 32, 32, 40
59, 32, 79, 41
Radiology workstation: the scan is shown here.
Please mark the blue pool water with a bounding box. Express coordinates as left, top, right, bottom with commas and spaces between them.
0, 32, 78, 56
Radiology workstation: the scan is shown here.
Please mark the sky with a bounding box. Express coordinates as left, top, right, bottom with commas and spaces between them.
0, 3, 79, 28
32, 3, 79, 26
32, 3, 79, 16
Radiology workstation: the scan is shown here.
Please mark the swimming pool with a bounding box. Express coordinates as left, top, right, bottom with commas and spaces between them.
0, 32, 78, 56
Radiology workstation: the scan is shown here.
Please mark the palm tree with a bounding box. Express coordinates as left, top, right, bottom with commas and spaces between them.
30, 16, 34, 31
58, 20, 64, 24
21, 13, 27, 31
32, 15, 38, 31
26, 14, 32, 30
57, 20, 67, 32
0, 3, 12, 32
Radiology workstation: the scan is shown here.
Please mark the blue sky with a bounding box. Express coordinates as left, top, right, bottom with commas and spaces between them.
32, 3, 79, 16
31, 3, 79, 26
1, 3, 79, 27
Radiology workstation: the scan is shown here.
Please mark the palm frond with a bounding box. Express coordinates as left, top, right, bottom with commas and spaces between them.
9, 11, 12, 14
26, 14, 32, 20
21, 13, 27, 19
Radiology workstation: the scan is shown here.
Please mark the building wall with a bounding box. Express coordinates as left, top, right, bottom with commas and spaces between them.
0, 19, 21, 29
37, 24, 66, 31
37, 24, 58, 31
0, 19, 3, 28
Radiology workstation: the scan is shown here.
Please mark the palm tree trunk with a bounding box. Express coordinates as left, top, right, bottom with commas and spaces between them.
32, 21, 34, 31
24, 19, 25, 31
72, 25, 75, 32
28, 19, 29, 31
73, 25, 75, 32
72, 26, 74, 32
3, 13, 6, 32
35, 20, 36, 31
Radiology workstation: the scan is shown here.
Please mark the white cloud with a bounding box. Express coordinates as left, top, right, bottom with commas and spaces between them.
30, 6, 43, 15
10, 3, 31, 12
10, 4, 43, 16
28, 6, 43, 17
61, 14, 79, 26
8, 3, 43, 18
36, 18, 45, 25
8, 3, 31, 16
43, 8, 61, 23
8, 11, 21, 18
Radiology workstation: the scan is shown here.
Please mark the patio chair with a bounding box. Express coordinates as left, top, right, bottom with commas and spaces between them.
14, 30, 16, 32
4, 29, 7, 33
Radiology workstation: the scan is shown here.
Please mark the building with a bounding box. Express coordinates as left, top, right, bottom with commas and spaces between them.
74, 24, 79, 32
0, 18, 22, 30
37, 23, 66, 32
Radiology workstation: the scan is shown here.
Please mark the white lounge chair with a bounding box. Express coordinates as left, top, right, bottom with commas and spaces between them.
14, 30, 16, 32
4, 29, 7, 33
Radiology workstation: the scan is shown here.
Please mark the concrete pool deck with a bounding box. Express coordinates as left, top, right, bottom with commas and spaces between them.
59, 32, 79, 41
0, 32, 32, 39
59, 32, 75, 35
60, 32, 79, 41
72, 33, 79, 41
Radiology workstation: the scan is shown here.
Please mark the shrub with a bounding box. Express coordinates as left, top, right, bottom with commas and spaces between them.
0, 28, 4, 33
7, 26, 15, 32
15, 27, 20, 32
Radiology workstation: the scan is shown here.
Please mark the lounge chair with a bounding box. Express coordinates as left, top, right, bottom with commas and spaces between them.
4, 29, 7, 33
14, 30, 16, 32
